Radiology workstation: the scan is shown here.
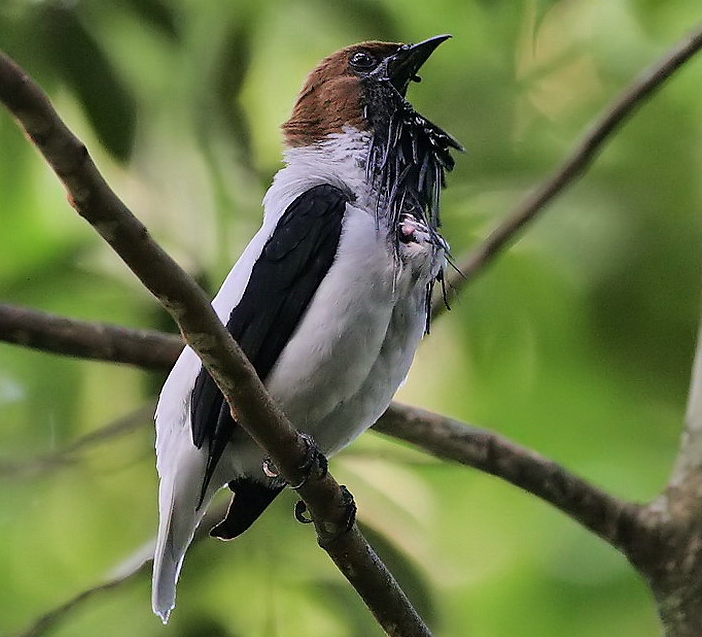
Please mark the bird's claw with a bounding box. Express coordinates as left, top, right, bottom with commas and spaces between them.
262, 457, 279, 478
337, 484, 357, 533
293, 484, 357, 541
289, 432, 328, 490
294, 500, 313, 524
260, 433, 327, 488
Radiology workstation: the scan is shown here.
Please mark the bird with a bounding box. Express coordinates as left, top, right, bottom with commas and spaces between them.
151, 34, 463, 622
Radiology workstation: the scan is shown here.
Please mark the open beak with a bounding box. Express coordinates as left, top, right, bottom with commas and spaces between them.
387, 34, 452, 96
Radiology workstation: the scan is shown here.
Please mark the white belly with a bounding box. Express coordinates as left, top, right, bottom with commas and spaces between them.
266, 206, 396, 428
225, 202, 434, 475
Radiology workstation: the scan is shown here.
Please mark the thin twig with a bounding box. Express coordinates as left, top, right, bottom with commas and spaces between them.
0, 401, 156, 479
14, 560, 151, 637
0, 51, 432, 637
435, 21, 702, 314
13, 505, 227, 637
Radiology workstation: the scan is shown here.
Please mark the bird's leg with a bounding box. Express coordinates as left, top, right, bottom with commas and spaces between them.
289, 434, 357, 538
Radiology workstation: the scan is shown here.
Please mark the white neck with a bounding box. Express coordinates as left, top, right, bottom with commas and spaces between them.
262, 127, 375, 221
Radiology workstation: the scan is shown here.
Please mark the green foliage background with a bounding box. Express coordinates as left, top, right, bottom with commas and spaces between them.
1, 1, 702, 635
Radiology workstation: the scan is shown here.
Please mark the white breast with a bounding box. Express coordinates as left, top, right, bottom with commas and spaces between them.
264, 201, 399, 437
245, 128, 441, 460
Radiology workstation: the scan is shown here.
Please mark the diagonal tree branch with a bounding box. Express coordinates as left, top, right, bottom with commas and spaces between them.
435, 20, 702, 314
14, 560, 151, 637
0, 51, 432, 637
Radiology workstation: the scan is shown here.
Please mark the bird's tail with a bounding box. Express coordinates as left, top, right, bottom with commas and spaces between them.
151, 437, 210, 623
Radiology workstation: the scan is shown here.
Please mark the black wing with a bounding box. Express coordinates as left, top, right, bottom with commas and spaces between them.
190, 183, 349, 505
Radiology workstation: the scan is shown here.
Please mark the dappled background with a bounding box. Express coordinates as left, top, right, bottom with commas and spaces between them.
2, 1, 702, 636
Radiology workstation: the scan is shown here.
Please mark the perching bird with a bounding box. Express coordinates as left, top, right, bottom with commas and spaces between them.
152, 34, 462, 622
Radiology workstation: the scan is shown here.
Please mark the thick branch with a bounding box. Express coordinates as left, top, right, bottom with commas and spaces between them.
0, 303, 182, 369
0, 304, 646, 555
376, 403, 643, 554
668, 320, 702, 512
0, 303, 642, 552
436, 21, 702, 314
0, 51, 431, 637
638, 315, 702, 636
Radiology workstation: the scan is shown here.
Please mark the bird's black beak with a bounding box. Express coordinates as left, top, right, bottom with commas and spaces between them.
387, 34, 452, 96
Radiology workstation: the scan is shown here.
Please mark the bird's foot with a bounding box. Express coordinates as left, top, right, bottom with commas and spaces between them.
294, 484, 357, 542
260, 433, 327, 488
289, 432, 328, 490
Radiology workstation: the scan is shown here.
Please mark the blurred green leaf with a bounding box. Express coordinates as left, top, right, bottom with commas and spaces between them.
122, 0, 181, 41
40, 4, 137, 162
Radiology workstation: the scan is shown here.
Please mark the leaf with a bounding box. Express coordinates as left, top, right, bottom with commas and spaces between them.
213, 19, 254, 162
121, 0, 180, 41
40, 4, 137, 162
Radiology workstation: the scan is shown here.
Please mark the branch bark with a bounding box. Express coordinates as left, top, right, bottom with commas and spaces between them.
0, 302, 182, 369
375, 404, 644, 554
628, 318, 702, 637
0, 51, 432, 637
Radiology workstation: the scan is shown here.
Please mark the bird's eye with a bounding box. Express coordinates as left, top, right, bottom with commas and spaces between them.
349, 51, 377, 72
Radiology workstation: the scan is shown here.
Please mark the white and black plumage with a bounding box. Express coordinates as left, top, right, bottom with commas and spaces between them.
152, 35, 463, 622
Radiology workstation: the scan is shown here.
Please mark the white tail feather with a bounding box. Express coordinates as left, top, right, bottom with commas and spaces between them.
152, 347, 209, 623
151, 438, 208, 622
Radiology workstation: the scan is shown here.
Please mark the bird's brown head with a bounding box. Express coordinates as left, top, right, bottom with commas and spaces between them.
282, 36, 452, 148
